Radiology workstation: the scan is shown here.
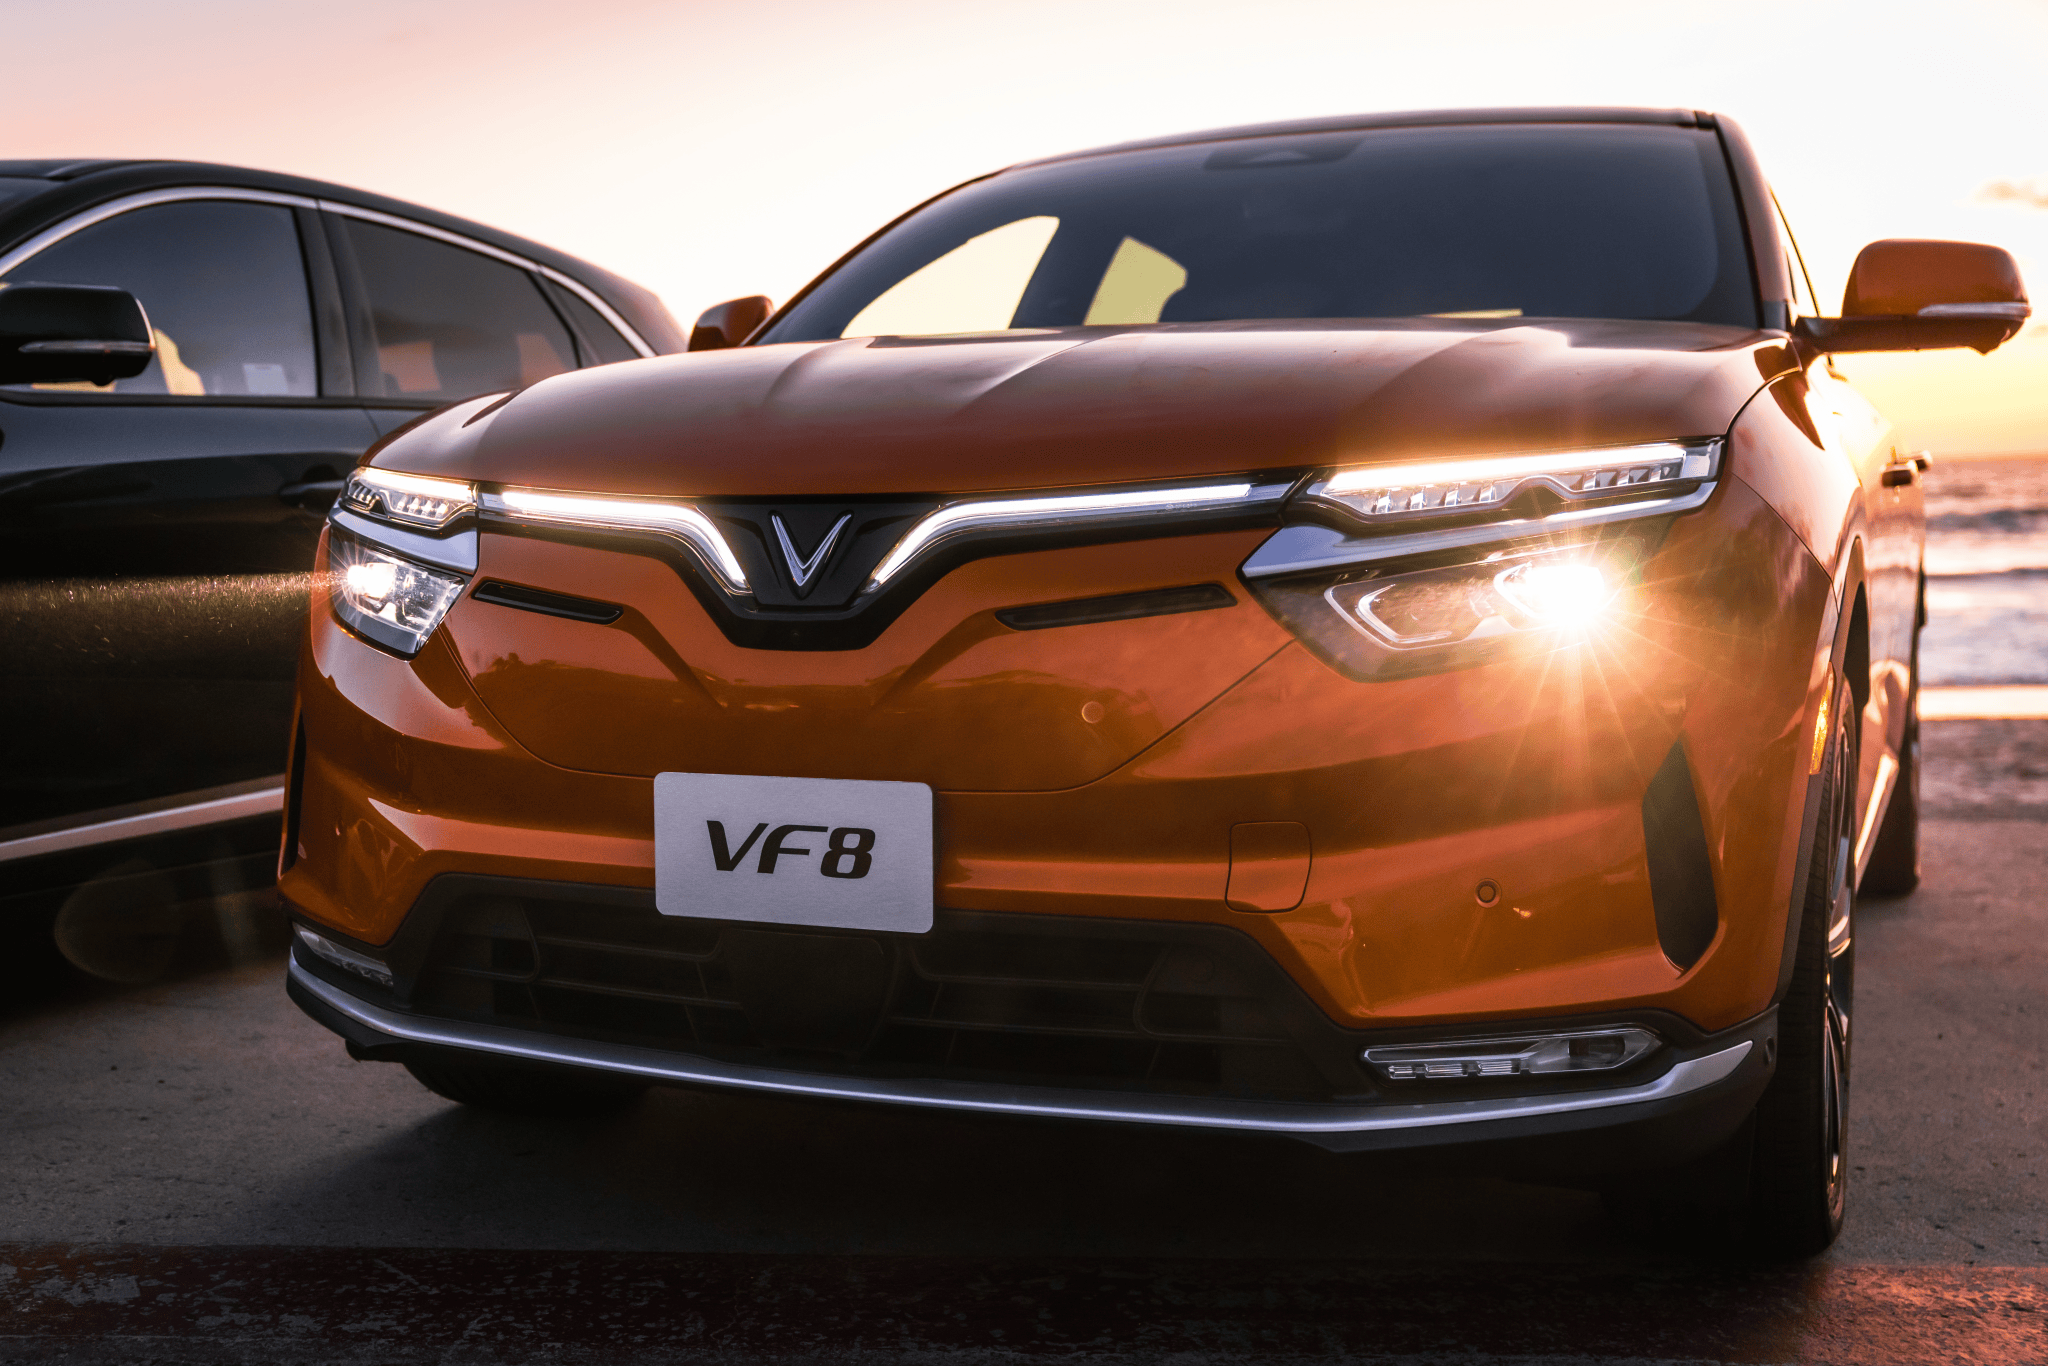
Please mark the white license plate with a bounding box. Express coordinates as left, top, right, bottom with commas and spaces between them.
653, 772, 934, 933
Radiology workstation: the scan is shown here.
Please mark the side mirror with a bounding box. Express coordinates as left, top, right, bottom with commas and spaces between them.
688, 295, 773, 352
0, 283, 155, 385
1795, 239, 2030, 355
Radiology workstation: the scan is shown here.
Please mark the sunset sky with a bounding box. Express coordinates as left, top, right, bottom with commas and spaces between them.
7, 0, 2046, 453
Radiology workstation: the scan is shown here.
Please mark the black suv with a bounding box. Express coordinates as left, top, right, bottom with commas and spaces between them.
0, 160, 683, 978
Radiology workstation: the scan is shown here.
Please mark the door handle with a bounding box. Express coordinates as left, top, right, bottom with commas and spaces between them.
279, 477, 346, 509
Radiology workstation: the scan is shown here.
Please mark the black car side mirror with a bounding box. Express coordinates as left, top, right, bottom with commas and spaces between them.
688, 295, 773, 352
0, 283, 155, 385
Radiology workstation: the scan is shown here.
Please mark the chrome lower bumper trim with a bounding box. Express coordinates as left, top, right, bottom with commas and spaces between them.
0, 777, 284, 864
292, 957, 1753, 1140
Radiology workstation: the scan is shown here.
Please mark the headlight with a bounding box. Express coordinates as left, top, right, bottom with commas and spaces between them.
1244, 440, 1717, 679
326, 525, 468, 657
1334, 546, 1623, 649
340, 467, 476, 529
1256, 535, 1653, 679
1304, 538, 1644, 673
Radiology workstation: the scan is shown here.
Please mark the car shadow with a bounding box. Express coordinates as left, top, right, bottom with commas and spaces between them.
252, 1064, 1703, 1263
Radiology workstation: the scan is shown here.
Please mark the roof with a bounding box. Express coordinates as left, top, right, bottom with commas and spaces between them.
1016, 106, 1716, 169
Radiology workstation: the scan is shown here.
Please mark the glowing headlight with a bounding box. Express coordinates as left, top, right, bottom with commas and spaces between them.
342, 559, 398, 606
341, 467, 477, 529
1309, 441, 1717, 526
1493, 560, 1613, 627
1330, 544, 1627, 653
327, 527, 467, 657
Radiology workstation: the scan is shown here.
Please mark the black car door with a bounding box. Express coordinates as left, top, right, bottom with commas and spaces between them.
0, 194, 379, 831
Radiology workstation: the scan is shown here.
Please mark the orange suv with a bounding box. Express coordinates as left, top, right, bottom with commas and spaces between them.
279, 107, 2027, 1256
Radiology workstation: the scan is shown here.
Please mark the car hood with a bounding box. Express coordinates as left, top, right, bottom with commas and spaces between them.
380, 319, 1794, 496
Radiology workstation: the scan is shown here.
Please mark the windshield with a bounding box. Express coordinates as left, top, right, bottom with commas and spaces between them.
762, 123, 1758, 342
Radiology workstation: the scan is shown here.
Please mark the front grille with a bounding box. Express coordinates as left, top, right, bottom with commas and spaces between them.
397, 884, 1369, 1103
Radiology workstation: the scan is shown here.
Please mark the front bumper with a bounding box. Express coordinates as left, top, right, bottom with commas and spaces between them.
285, 882, 1775, 1163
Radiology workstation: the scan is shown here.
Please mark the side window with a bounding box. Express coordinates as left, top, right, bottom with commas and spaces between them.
341, 218, 576, 401
541, 279, 641, 365
1773, 194, 1819, 320
0, 200, 317, 396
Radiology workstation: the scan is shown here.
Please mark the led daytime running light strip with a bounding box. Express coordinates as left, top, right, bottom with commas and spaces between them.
343, 467, 477, 529
483, 488, 750, 594
1318, 442, 1714, 520
867, 482, 1257, 590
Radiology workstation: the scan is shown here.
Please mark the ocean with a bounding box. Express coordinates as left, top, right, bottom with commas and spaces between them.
1921, 457, 2048, 687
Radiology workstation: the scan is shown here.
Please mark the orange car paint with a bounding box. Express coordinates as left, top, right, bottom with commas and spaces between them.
282, 430, 1837, 1035
277, 110, 2035, 1071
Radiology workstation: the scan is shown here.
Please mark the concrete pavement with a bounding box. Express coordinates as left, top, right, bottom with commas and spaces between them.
1, 721, 2043, 1361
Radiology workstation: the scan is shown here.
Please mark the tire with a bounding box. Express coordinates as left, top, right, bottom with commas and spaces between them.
1747, 670, 1857, 1257
404, 1055, 649, 1117
1862, 574, 1923, 896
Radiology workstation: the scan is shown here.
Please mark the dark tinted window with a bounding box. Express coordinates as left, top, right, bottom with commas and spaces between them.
766, 124, 1757, 341
542, 278, 640, 365
2, 200, 316, 396
342, 219, 576, 401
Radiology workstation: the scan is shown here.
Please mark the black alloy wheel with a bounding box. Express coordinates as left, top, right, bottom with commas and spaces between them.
1749, 670, 1857, 1256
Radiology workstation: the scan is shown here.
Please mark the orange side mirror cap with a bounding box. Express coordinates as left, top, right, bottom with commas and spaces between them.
1844, 239, 2026, 317
688, 296, 774, 352
1797, 239, 2029, 355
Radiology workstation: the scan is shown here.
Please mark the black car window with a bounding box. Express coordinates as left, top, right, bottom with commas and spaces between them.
341, 219, 576, 401
541, 278, 641, 366
764, 124, 1758, 341
1, 200, 317, 396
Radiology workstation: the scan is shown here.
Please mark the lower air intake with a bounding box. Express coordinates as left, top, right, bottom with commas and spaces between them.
397, 890, 1366, 1103
1641, 741, 1719, 970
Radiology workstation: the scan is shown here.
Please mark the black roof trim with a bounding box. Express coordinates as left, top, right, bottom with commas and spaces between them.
0, 159, 151, 180
1015, 106, 1716, 169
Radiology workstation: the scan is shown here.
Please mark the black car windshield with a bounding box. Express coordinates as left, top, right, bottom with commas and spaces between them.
762, 123, 1757, 342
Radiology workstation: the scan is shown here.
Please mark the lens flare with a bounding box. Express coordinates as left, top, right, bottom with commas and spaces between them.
343, 559, 397, 606
1496, 561, 1611, 627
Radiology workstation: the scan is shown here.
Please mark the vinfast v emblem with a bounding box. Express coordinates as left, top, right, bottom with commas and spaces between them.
771, 511, 851, 596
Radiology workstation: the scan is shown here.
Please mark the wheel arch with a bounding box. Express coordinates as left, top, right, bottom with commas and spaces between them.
1772, 540, 1869, 1006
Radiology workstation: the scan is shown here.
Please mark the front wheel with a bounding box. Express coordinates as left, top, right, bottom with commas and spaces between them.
1747, 671, 1857, 1257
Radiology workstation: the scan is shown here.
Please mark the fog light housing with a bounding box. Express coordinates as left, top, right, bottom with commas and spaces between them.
1364, 1027, 1659, 1082
295, 926, 394, 989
